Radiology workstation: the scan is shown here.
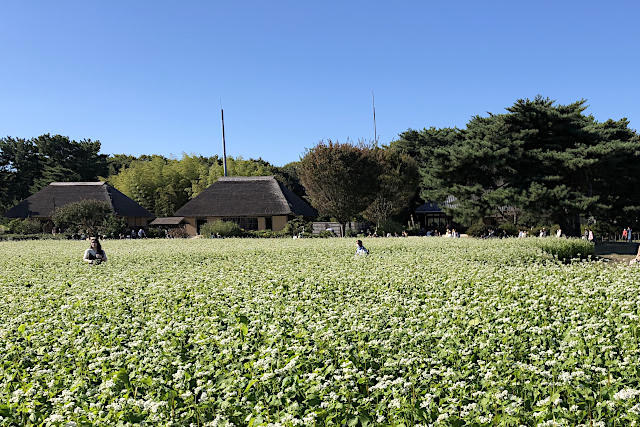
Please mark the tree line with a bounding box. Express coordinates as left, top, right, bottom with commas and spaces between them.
2, 96, 639, 236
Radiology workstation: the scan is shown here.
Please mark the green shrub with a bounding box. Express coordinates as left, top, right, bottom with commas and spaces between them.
247, 229, 288, 238
145, 227, 165, 238
378, 219, 404, 235
282, 216, 311, 236
7, 218, 43, 234
345, 229, 358, 237
534, 238, 594, 261
52, 200, 112, 235
168, 227, 189, 238
498, 222, 518, 237
100, 214, 128, 238
466, 222, 489, 237
200, 221, 243, 237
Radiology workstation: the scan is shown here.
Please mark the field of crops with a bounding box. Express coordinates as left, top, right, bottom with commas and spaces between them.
1, 237, 639, 425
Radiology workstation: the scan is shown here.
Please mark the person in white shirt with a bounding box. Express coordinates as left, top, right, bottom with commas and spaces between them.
83, 237, 107, 265
355, 240, 369, 256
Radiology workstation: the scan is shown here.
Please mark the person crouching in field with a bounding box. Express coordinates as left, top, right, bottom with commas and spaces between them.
84, 237, 107, 265
355, 240, 369, 256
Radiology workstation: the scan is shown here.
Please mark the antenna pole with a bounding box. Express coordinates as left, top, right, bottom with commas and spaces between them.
221, 108, 228, 177
372, 90, 377, 144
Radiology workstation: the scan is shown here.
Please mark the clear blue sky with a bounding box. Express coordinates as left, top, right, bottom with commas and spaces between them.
1, 1, 638, 166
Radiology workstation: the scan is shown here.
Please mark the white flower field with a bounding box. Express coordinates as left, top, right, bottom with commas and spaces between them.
1, 237, 639, 425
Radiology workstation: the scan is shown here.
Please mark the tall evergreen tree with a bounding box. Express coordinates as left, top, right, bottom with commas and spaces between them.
393, 97, 640, 235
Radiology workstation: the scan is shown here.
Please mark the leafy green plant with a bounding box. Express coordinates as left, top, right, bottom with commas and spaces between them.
7, 218, 42, 234
52, 200, 112, 235
100, 214, 128, 238
200, 220, 243, 237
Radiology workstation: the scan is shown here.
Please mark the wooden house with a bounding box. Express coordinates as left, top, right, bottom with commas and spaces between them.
4, 182, 154, 227
174, 176, 316, 236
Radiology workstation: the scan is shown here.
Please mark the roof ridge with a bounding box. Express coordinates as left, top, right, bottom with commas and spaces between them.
50, 182, 106, 186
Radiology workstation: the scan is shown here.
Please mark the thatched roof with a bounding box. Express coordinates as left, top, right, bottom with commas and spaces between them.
175, 176, 316, 218
150, 217, 185, 226
4, 182, 154, 219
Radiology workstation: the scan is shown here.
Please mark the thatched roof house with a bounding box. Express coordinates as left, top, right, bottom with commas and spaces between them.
5, 182, 154, 227
174, 176, 316, 235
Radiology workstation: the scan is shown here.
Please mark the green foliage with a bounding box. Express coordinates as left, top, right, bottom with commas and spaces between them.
0, 134, 108, 213
498, 222, 519, 237
167, 227, 189, 238
246, 229, 287, 238
533, 237, 594, 260
6, 218, 43, 234
272, 161, 306, 199
51, 200, 112, 235
298, 140, 383, 226
394, 97, 640, 235
466, 221, 491, 237
377, 219, 404, 235
100, 214, 128, 238
281, 216, 310, 236
108, 155, 279, 217
199, 220, 243, 237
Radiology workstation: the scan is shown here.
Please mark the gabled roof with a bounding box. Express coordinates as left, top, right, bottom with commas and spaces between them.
150, 217, 185, 226
4, 182, 154, 219
416, 196, 457, 214
174, 176, 317, 218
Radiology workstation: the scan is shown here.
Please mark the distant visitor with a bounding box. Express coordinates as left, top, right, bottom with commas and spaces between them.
84, 237, 107, 265
355, 240, 369, 256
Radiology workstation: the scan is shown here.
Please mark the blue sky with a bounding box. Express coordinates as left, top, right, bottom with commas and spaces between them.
1, 1, 638, 166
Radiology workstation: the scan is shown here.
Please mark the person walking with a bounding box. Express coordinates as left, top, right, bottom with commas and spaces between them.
628, 227, 633, 243
623, 228, 628, 241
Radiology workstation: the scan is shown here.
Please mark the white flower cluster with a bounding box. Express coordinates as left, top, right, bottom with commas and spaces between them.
0, 237, 634, 424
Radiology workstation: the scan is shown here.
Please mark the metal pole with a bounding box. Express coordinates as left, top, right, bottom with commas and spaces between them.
372, 90, 377, 144
221, 108, 228, 177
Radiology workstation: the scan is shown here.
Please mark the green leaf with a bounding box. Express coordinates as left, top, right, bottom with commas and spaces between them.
244, 379, 258, 394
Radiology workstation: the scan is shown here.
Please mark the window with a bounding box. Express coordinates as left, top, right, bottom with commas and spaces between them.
265, 217, 272, 230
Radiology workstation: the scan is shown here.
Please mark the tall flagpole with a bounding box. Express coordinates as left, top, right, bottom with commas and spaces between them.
221, 107, 228, 177
372, 90, 377, 144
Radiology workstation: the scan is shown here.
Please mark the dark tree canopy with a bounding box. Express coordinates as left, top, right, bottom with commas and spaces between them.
298, 140, 419, 230
0, 134, 108, 214
393, 96, 640, 235
298, 141, 381, 226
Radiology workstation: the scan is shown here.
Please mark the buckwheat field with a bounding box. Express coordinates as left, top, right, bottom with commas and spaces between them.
2, 238, 639, 426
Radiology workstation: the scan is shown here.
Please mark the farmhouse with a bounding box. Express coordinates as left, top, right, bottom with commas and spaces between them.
4, 182, 154, 227
174, 176, 316, 235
